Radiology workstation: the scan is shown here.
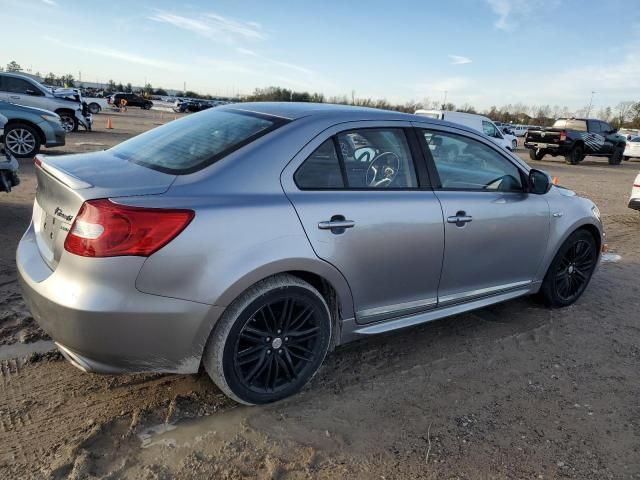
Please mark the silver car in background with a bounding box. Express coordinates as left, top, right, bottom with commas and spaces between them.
18, 103, 603, 404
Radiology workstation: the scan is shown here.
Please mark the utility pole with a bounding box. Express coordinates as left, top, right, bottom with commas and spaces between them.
586, 91, 596, 117
442, 90, 448, 110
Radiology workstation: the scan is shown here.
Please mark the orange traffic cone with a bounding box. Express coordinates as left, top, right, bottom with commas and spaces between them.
552, 176, 558, 185
106, 117, 113, 129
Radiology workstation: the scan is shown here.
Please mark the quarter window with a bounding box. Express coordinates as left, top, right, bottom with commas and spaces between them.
421, 130, 523, 192
336, 129, 418, 189
294, 139, 344, 189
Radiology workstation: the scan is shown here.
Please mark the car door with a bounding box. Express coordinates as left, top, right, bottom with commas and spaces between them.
0, 76, 44, 109
415, 124, 550, 305
482, 120, 508, 149
281, 122, 445, 324
599, 121, 616, 154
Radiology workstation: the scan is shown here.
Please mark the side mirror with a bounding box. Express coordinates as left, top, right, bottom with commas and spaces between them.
529, 169, 552, 194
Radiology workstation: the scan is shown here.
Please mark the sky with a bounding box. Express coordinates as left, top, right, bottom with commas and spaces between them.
1, 0, 639, 110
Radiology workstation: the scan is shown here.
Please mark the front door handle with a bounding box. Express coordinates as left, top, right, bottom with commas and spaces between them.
447, 211, 473, 226
318, 215, 355, 234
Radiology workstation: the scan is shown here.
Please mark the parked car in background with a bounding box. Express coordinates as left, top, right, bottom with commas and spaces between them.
618, 128, 640, 140
525, 118, 627, 165
0, 112, 20, 192
110, 93, 153, 110
511, 125, 529, 137
415, 110, 517, 150
83, 96, 109, 114
629, 170, 640, 211
0, 101, 65, 158
623, 136, 640, 161
0, 73, 92, 133
18, 103, 603, 405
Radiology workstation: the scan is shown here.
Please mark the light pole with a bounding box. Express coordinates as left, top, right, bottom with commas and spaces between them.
442, 90, 448, 110
586, 91, 596, 117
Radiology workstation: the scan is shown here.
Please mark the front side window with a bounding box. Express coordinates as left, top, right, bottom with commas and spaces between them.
2, 77, 36, 94
482, 120, 501, 139
294, 139, 344, 189
600, 122, 612, 133
111, 109, 284, 174
421, 130, 523, 192
336, 129, 418, 188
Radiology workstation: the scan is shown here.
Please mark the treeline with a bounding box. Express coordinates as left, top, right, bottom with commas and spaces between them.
4, 60, 640, 128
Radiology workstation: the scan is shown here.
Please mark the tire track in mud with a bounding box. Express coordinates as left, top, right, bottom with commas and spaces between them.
0, 358, 230, 477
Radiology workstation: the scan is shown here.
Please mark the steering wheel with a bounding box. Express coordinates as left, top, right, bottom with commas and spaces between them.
365, 152, 401, 188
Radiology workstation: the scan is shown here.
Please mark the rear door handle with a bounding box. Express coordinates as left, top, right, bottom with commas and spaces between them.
318, 215, 355, 234
447, 211, 473, 226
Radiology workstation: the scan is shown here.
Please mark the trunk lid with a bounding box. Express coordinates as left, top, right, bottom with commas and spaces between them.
33, 151, 175, 270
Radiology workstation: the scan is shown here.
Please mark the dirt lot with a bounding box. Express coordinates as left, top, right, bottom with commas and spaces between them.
1, 109, 639, 479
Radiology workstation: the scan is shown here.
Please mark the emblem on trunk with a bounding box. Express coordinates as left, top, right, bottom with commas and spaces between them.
54, 207, 74, 222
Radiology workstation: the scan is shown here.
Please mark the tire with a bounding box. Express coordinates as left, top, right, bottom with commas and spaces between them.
624, 156, 630, 161
203, 274, 332, 405
4, 123, 41, 158
529, 149, 545, 161
142, 103, 152, 110
564, 144, 583, 165
538, 230, 598, 308
88, 102, 101, 114
608, 146, 623, 165
58, 112, 78, 133
512, 139, 517, 150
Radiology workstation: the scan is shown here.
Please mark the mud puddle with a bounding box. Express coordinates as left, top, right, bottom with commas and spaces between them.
0, 340, 55, 361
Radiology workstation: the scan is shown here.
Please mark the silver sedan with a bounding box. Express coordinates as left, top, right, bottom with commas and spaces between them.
17, 103, 603, 404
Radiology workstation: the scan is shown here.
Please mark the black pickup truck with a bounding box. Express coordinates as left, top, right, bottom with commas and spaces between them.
524, 118, 627, 165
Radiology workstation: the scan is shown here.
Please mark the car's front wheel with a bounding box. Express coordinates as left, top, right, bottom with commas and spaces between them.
565, 145, 583, 165
608, 146, 624, 165
203, 274, 332, 405
58, 112, 78, 133
539, 230, 598, 308
88, 102, 101, 114
512, 139, 517, 150
4, 123, 41, 158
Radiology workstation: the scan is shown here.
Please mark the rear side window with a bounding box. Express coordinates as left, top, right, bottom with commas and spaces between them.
294, 140, 344, 189
110, 109, 285, 174
553, 119, 587, 131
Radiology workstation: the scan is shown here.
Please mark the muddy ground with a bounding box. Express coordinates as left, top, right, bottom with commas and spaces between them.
1, 109, 639, 479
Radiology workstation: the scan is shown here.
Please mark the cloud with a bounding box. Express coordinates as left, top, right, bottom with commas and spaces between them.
41, 0, 57, 5
449, 55, 472, 65
485, 0, 559, 31
42, 36, 183, 71
148, 11, 265, 44
235, 47, 315, 75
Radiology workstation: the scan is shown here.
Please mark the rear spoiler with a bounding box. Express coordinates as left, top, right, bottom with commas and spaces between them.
34, 155, 93, 190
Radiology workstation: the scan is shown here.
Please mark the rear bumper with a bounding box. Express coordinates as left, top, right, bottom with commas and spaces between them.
17, 223, 223, 374
524, 142, 569, 154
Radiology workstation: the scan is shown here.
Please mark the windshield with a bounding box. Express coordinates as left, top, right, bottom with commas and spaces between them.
631, 136, 640, 142
110, 109, 286, 174
553, 119, 587, 131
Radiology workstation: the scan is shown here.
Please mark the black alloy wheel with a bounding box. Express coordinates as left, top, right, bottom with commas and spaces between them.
539, 230, 598, 307
204, 275, 331, 405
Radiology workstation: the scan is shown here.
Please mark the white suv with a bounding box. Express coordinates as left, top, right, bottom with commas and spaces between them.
0, 73, 92, 132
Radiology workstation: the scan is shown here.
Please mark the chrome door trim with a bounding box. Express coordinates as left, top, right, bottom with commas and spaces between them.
357, 297, 437, 323
438, 280, 532, 306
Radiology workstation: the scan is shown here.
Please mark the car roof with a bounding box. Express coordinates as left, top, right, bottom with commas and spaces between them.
220, 102, 481, 135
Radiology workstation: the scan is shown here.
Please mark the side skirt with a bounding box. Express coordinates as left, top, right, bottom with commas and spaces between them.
338, 282, 541, 345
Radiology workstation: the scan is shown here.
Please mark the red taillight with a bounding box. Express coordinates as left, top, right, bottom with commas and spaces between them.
34, 156, 42, 168
559, 130, 567, 141
64, 199, 194, 257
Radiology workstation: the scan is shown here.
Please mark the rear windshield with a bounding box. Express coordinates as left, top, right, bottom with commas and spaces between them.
110, 109, 286, 174
552, 119, 587, 131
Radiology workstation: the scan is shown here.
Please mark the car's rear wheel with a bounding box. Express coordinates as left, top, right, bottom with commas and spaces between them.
623, 156, 630, 161
203, 274, 332, 405
608, 146, 624, 165
529, 149, 545, 161
539, 230, 598, 308
565, 145, 583, 165
4, 123, 41, 158
512, 139, 517, 150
